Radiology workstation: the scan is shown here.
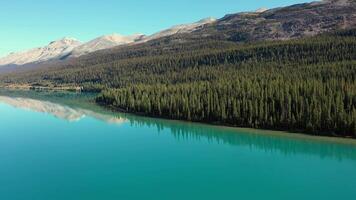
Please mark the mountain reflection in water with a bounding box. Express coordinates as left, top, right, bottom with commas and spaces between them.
0, 89, 355, 162
0, 91, 127, 124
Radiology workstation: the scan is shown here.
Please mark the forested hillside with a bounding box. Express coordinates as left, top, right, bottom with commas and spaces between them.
92, 30, 356, 137
2, 30, 356, 88
0, 28, 355, 137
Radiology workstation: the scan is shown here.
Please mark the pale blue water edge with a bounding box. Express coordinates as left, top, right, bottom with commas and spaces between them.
0, 90, 355, 200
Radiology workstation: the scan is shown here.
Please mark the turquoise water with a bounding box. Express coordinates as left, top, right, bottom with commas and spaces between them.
0, 91, 355, 200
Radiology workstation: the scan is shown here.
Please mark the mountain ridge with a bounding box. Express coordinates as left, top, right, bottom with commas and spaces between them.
0, 17, 217, 68
0, 37, 81, 66
69, 33, 145, 57
1, 0, 355, 72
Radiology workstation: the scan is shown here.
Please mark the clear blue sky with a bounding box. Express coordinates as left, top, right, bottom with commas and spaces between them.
0, 0, 313, 56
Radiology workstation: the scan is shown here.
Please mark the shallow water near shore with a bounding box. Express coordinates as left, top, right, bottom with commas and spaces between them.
0, 90, 355, 200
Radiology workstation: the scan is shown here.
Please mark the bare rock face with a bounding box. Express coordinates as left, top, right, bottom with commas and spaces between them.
186, 0, 356, 42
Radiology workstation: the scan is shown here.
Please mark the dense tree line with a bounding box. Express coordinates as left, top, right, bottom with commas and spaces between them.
97, 61, 356, 137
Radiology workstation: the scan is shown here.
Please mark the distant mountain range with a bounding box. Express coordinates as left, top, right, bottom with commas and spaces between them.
0, 17, 217, 68
0, 0, 355, 72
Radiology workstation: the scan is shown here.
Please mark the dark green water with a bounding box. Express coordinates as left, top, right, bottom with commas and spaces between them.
0, 90, 355, 200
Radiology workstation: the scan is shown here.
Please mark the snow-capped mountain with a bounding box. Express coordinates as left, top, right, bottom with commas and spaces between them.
139, 17, 217, 42
0, 17, 216, 67
70, 33, 145, 57
0, 37, 81, 66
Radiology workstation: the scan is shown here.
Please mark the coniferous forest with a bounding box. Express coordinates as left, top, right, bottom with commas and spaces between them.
1, 30, 356, 137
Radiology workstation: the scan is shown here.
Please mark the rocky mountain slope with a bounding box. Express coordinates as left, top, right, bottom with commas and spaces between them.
181, 0, 356, 42
69, 33, 145, 57
139, 17, 217, 42
0, 37, 81, 66
0, 17, 217, 68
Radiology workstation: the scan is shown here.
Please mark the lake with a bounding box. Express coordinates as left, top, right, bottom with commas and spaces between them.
0, 90, 355, 200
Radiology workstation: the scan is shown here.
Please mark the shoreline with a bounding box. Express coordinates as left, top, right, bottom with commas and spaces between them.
97, 103, 356, 145
0, 84, 83, 92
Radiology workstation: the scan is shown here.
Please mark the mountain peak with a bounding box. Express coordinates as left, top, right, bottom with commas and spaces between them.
70, 33, 145, 57
48, 37, 81, 48
0, 37, 81, 66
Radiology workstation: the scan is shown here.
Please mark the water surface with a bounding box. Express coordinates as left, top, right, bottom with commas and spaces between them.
0, 90, 355, 200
